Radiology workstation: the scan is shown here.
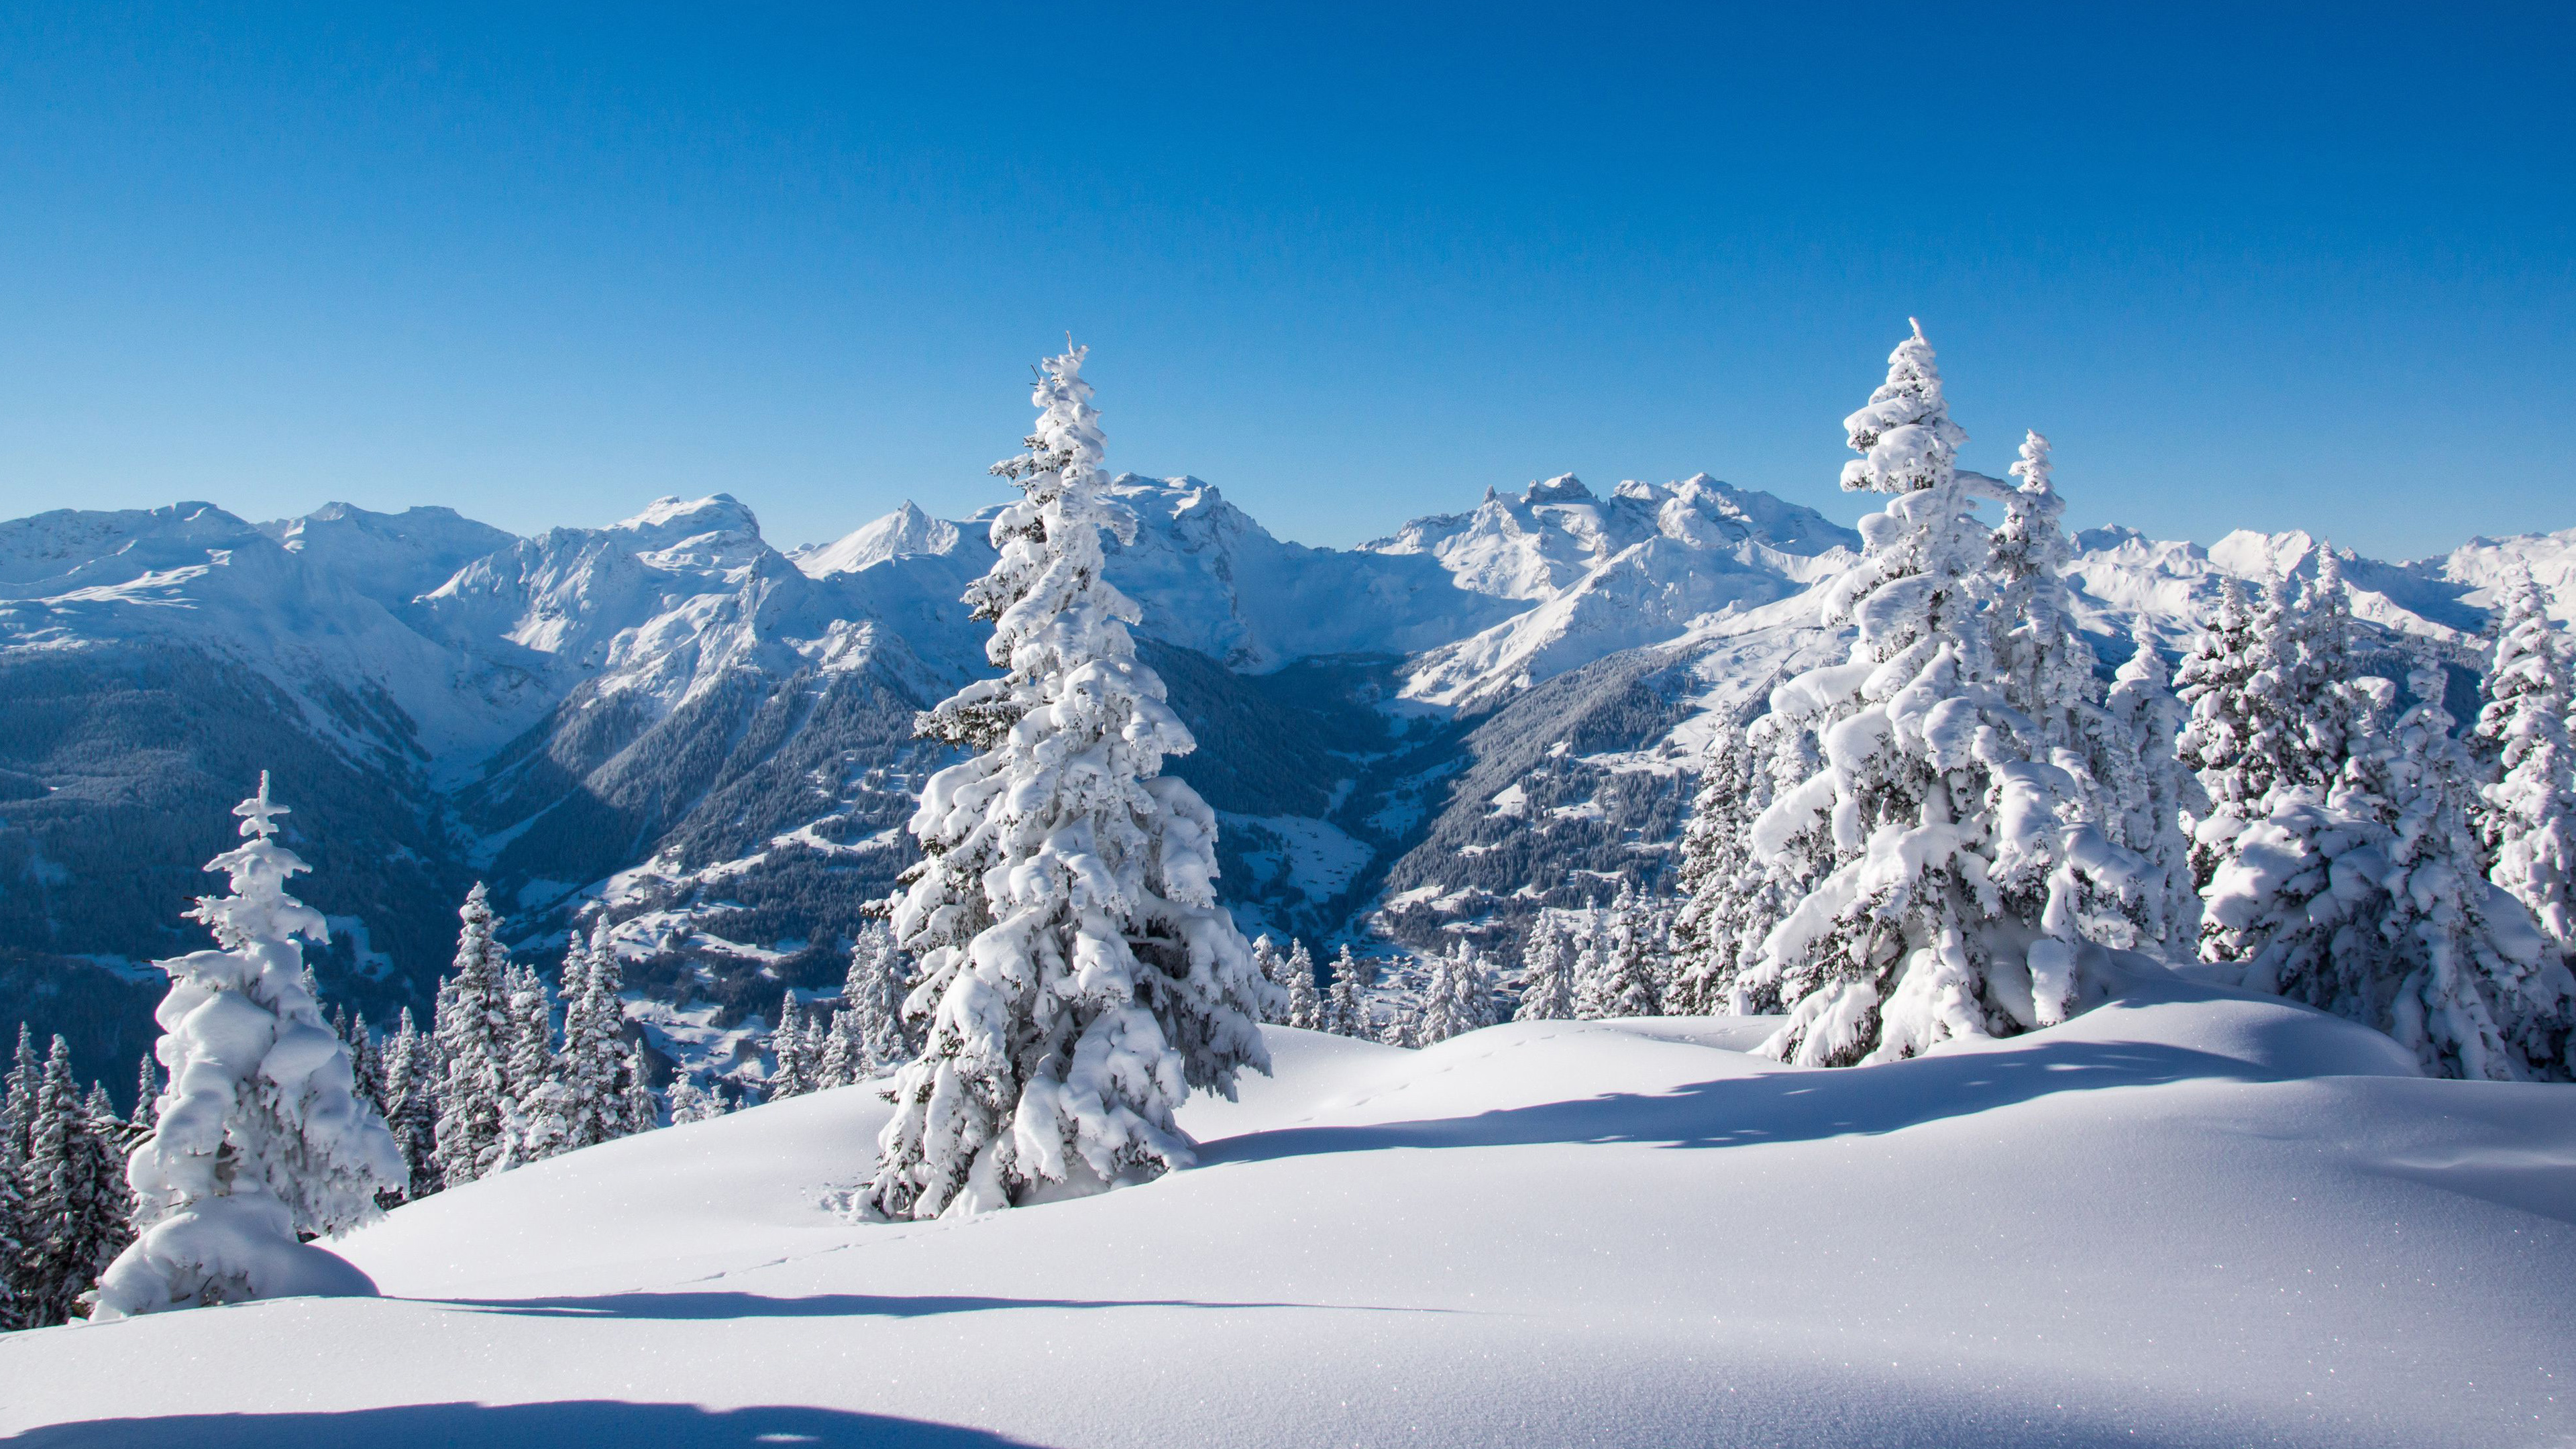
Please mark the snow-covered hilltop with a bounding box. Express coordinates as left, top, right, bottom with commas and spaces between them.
1, 470, 2570, 1093
9, 978, 2572, 1446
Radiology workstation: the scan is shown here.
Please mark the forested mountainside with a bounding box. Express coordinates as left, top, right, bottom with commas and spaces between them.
1, 472, 2565, 1093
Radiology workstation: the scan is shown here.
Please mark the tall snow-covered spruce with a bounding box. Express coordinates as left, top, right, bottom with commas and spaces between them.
863, 345, 1275, 1220
2474, 572, 2575, 962
93, 774, 402, 1318
1731, 323, 2142, 1065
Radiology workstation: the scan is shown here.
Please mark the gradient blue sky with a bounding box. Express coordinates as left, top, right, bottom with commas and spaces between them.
2, 3, 2569, 559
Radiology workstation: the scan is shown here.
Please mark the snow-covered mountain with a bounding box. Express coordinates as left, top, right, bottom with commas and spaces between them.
1, 474, 2569, 1094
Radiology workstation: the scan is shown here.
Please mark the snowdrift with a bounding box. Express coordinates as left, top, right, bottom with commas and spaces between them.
5, 971, 2573, 1448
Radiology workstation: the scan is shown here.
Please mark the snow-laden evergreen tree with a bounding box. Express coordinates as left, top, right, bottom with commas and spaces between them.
1669, 714, 1782, 1014
19, 1036, 129, 1324
0, 1115, 24, 1330
2175, 576, 2288, 892
341, 1012, 386, 1121
377, 1008, 439, 1201
131, 1053, 160, 1136
2473, 572, 2575, 959
2209, 661, 2569, 1079
2371, 662, 2568, 1079
820, 922, 909, 1086
1324, 945, 1373, 1039
554, 924, 629, 1150
617, 1042, 660, 1134
490, 955, 570, 1171
430, 885, 511, 1187
3, 1023, 37, 1167
1734, 325, 2143, 1065
865, 346, 1275, 1220
667, 1075, 728, 1125
93, 775, 402, 1318
769, 996, 820, 1100
1251, 937, 1287, 1024
2105, 621, 2203, 955
1280, 940, 1323, 1031
1410, 941, 1487, 1046
1576, 890, 1662, 1020
1513, 913, 1578, 1022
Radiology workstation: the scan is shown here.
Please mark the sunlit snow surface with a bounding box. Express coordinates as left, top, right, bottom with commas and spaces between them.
6, 963, 2571, 1448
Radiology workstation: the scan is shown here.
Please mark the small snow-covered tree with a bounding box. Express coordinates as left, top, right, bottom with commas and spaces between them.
667, 1075, 729, 1125
93, 775, 402, 1318
2175, 577, 2285, 890
430, 884, 511, 1188
2473, 573, 2575, 959
768, 996, 821, 1100
1733, 324, 2141, 1065
865, 345, 1275, 1220
820, 922, 909, 1086
2105, 622, 2203, 955
2371, 662, 2567, 1079
19, 1036, 129, 1324
1251, 937, 1288, 1025
1669, 713, 1785, 1014
1513, 913, 1578, 1022
617, 1042, 660, 1135
1324, 946, 1373, 1039
1280, 940, 1323, 1030
1411, 941, 1494, 1046
377, 1008, 439, 1201
131, 1053, 161, 1136
1576, 891, 1662, 1020
0, 1110, 25, 1330
554, 926, 629, 1151
3, 1023, 37, 1166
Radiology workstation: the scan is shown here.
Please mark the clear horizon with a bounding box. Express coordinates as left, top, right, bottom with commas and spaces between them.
2, 5, 2569, 560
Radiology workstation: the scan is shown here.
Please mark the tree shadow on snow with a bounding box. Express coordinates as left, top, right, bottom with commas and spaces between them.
7, 1401, 1042, 1449
434, 1291, 1352, 1321
1201, 1037, 2271, 1166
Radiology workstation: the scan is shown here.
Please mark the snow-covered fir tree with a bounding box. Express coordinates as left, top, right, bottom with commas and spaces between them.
496, 957, 567, 1167
1669, 713, 1784, 1015
2105, 621, 2204, 955
1280, 939, 1323, 1031
430, 885, 512, 1188
820, 922, 910, 1086
131, 1053, 160, 1136
3, 1024, 36, 1167
2209, 657, 2569, 1080
864, 345, 1275, 1220
19, 1036, 130, 1324
1324, 945, 1373, 1039
93, 775, 402, 1318
617, 1041, 660, 1135
1733, 324, 2143, 1065
1251, 937, 1287, 1024
667, 1075, 729, 1125
377, 1008, 439, 1201
768, 996, 821, 1101
554, 924, 631, 1150
1576, 890, 1662, 1020
2473, 572, 2575, 960
2370, 661, 2568, 1079
0, 1113, 24, 1331
1513, 913, 1578, 1022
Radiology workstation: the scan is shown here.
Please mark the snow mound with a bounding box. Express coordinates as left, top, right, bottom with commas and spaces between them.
8, 975, 2570, 1448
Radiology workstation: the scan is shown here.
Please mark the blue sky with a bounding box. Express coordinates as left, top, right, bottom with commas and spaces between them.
1, 3, 2569, 559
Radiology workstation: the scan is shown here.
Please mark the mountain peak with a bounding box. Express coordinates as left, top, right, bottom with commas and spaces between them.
1523, 474, 1593, 504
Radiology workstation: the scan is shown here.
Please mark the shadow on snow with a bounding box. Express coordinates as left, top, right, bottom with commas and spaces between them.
1201, 1036, 2280, 1167
431, 1291, 1391, 1320
7, 1401, 1041, 1449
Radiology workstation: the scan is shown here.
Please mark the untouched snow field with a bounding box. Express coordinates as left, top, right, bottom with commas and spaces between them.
6, 967, 2573, 1448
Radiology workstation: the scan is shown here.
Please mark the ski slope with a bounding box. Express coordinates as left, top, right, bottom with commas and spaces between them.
5, 964, 2572, 1448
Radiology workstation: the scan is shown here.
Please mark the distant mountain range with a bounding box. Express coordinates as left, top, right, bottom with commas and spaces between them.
3, 472, 2567, 1091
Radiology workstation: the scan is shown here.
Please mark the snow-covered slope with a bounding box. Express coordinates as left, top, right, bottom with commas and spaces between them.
8, 967, 2570, 1447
